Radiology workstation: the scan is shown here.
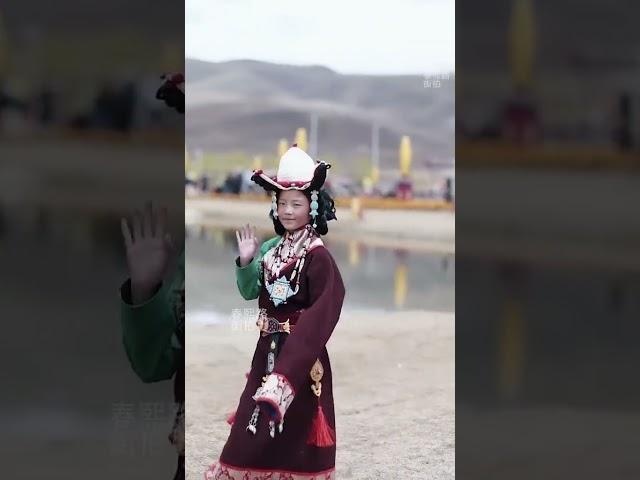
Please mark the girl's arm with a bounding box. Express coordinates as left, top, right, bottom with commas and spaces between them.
119, 251, 184, 383
235, 236, 280, 300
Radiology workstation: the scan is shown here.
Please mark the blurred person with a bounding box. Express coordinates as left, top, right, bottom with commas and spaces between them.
444, 177, 453, 202
613, 92, 633, 150
200, 173, 210, 193
205, 146, 344, 480
0, 81, 28, 130
221, 171, 242, 194
33, 84, 56, 125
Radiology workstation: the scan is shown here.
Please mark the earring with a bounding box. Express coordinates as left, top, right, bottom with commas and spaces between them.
310, 190, 319, 228
271, 191, 278, 218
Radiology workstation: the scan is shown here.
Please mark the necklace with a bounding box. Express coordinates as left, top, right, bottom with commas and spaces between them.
265, 225, 315, 307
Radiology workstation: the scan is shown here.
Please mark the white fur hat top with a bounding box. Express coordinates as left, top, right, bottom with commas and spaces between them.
252, 144, 330, 191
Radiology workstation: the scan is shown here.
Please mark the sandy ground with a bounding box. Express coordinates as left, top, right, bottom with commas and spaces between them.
186, 310, 455, 480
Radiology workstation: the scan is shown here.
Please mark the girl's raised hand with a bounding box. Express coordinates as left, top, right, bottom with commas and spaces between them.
121, 202, 174, 303
236, 224, 259, 267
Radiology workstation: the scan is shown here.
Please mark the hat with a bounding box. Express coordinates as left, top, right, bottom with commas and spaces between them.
156, 73, 185, 114
251, 144, 331, 192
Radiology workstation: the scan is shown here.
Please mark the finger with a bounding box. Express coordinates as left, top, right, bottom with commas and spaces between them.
251, 225, 257, 241
120, 217, 133, 249
164, 233, 175, 253
156, 206, 167, 238
235, 230, 241, 246
132, 209, 143, 240
143, 201, 153, 237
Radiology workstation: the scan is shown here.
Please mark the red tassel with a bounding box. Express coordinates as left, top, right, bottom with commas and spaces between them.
307, 405, 335, 447
226, 410, 236, 425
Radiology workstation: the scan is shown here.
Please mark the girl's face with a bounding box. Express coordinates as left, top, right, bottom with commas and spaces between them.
277, 190, 310, 232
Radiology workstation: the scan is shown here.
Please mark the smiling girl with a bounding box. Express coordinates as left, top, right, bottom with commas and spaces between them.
205, 145, 345, 480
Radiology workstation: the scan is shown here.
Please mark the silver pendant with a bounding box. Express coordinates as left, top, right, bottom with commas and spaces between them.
265, 275, 300, 307
267, 352, 275, 372
247, 405, 260, 434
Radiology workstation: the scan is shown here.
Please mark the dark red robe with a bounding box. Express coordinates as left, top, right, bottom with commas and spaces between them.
206, 243, 345, 480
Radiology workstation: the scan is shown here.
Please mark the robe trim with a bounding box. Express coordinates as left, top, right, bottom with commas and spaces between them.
205, 461, 335, 480
252, 372, 295, 423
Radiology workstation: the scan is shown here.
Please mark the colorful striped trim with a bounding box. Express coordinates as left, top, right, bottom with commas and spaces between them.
204, 461, 335, 480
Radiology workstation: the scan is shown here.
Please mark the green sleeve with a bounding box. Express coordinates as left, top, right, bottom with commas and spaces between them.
235, 236, 281, 300
120, 251, 184, 383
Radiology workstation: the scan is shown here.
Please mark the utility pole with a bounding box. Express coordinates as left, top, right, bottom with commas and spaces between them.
371, 122, 380, 183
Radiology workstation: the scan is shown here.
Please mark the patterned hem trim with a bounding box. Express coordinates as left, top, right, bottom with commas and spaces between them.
252, 373, 295, 422
204, 461, 335, 480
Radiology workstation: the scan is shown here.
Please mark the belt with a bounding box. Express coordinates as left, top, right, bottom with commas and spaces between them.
256, 315, 296, 336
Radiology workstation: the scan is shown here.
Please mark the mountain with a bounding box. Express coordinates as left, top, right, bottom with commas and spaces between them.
186, 58, 454, 170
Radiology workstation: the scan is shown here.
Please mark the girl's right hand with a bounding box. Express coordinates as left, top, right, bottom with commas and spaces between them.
236, 224, 259, 267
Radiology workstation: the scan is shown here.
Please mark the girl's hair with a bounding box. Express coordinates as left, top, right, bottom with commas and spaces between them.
269, 189, 337, 236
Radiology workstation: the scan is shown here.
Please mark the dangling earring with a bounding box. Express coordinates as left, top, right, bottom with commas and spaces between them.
310, 190, 319, 229
271, 191, 278, 219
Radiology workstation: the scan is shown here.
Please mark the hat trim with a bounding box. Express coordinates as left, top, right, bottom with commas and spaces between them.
252, 162, 330, 192
253, 173, 312, 191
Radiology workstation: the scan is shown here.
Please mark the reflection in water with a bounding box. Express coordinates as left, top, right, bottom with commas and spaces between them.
394, 264, 408, 308
497, 262, 528, 401
348, 239, 360, 266
442, 256, 450, 272
186, 225, 455, 320
458, 256, 640, 409
0, 205, 123, 258
499, 299, 525, 400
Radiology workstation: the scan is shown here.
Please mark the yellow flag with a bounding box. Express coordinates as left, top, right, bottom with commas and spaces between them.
509, 0, 536, 90
399, 136, 412, 177
0, 10, 9, 76
278, 138, 288, 158
295, 128, 308, 151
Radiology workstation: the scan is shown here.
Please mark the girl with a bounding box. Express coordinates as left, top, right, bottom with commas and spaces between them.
205, 146, 345, 480
120, 73, 185, 480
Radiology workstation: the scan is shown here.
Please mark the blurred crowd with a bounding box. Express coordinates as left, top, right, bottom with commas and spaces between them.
0, 76, 181, 135
186, 169, 454, 202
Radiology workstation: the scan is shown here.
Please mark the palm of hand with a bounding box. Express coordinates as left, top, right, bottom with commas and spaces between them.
121, 203, 173, 300
126, 235, 169, 287
236, 224, 259, 264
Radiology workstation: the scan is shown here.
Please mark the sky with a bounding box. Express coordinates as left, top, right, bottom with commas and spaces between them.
186, 0, 455, 76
